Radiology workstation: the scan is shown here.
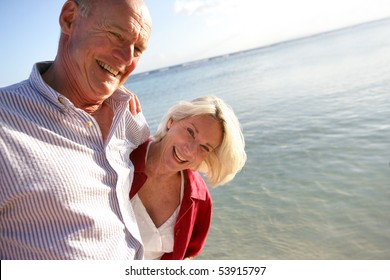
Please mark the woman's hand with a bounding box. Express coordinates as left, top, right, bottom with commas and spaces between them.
120, 86, 142, 115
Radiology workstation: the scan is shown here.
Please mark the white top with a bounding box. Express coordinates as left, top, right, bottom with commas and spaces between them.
132, 171, 184, 260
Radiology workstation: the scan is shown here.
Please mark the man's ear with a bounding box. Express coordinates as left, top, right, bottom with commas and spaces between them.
59, 0, 78, 35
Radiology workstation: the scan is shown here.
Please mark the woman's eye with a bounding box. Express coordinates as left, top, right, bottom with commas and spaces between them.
201, 145, 210, 153
187, 128, 195, 138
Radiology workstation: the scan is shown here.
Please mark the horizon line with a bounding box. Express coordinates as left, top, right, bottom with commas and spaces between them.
132, 16, 390, 78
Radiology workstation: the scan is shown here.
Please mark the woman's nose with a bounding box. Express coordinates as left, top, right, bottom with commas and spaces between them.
184, 141, 197, 155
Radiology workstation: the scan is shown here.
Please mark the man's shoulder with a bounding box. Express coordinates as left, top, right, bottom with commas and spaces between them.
0, 80, 33, 106
1, 62, 46, 95
0, 79, 30, 93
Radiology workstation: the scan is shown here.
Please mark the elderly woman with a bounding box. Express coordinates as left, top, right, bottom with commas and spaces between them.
130, 96, 246, 260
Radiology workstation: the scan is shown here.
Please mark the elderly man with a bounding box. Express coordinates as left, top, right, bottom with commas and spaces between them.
0, 0, 152, 259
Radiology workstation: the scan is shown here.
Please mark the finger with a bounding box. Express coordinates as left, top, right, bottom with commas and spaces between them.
129, 97, 136, 115
120, 86, 138, 115
134, 94, 142, 113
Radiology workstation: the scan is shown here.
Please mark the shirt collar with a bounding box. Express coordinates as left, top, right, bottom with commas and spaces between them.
185, 169, 208, 201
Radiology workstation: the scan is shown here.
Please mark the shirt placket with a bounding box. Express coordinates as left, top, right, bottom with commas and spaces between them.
57, 95, 104, 147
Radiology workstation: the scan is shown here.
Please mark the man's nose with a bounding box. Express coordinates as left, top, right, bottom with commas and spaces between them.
113, 44, 134, 65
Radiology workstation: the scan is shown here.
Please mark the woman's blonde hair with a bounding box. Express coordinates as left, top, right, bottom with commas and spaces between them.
153, 96, 247, 187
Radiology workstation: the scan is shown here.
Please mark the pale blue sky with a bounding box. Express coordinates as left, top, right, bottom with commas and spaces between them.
1, 0, 390, 87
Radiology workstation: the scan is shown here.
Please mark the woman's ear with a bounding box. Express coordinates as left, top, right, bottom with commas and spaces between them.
167, 118, 173, 130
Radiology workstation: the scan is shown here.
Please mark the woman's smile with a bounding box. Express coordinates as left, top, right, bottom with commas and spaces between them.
173, 147, 188, 163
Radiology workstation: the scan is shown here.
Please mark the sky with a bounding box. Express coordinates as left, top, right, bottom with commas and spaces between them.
1, 0, 390, 87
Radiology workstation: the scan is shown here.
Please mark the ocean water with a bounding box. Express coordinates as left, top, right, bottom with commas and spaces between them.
125, 18, 390, 259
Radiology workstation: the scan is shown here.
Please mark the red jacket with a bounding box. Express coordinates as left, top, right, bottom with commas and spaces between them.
130, 140, 212, 260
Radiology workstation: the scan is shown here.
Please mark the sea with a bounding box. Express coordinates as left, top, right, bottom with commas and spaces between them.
125, 18, 390, 260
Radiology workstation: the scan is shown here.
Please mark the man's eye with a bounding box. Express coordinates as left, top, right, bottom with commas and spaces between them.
109, 31, 122, 40
134, 47, 143, 57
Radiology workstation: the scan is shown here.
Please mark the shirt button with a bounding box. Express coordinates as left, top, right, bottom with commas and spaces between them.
86, 121, 93, 127
175, 229, 181, 236
58, 96, 66, 104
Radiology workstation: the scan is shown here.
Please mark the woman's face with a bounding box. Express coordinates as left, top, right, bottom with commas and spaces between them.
160, 114, 223, 172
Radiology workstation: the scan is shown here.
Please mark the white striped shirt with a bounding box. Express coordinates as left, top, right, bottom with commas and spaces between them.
0, 62, 150, 259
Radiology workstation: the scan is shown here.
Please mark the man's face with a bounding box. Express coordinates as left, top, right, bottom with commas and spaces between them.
62, 0, 152, 100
